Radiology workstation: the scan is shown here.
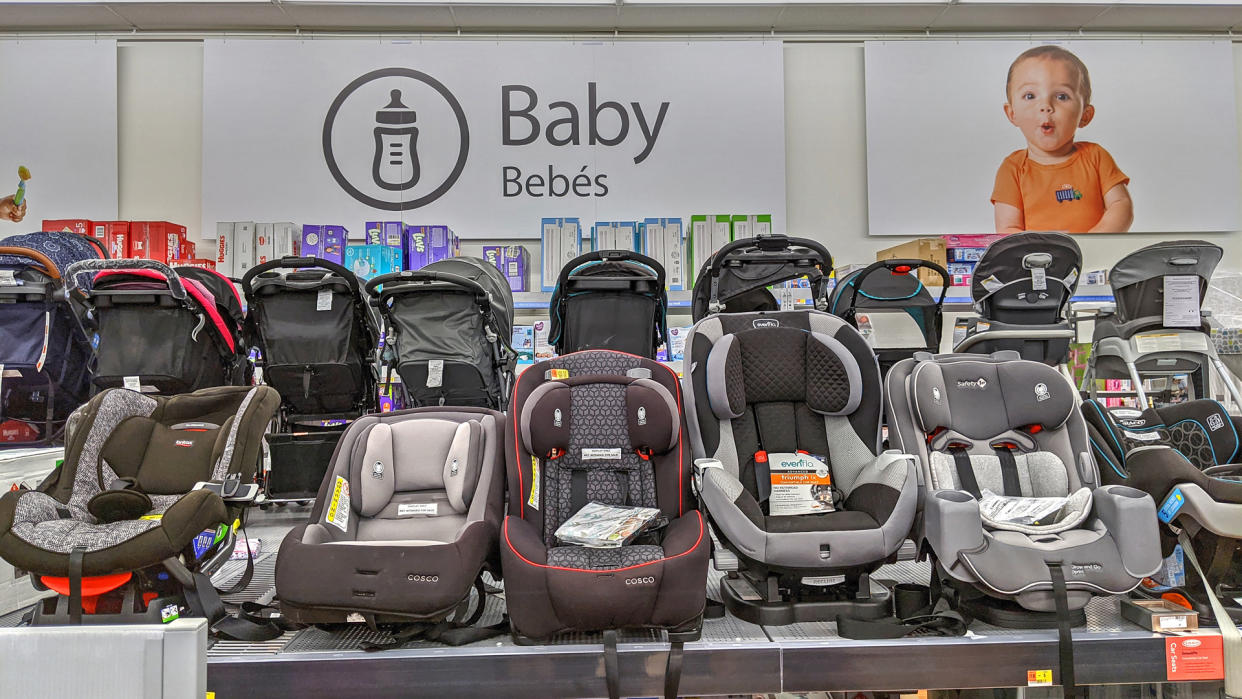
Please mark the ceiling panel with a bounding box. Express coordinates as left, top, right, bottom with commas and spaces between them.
108, 2, 292, 30
1084, 5, 1242, 31
617, 5, 785, 31
1, 4, 136, 30
448, 4, 620, 31
930, 4, 1113, 31
278, 4, 457, 31
773, 4, 947, 32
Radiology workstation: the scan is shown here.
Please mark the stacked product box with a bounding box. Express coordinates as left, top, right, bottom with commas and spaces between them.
687, 215, 733, 285
591, 221, 640, 252
875, 238, 948, 287
404, 225, 457, 270
365, 221, 405, 248
130, 221, 188, 265
273, 222, 300, 259
483, 245, 529, 292
941, 234, 1005, 287
345, 244, 402, 281
541, 218, 581, 291
42, 219, 93, 238
532, 319, 555, 359
642, 218, 685, 290
730, 214, 773, 240
95, 221, 130, 259
232, 222, 257, 277
300, 225, 347, 266
511, 325, 535, 361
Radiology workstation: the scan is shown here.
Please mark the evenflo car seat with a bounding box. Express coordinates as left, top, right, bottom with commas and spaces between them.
503, 350, 709, 699
682, 309, 919, 624
275, 406, 505, 640
1083, 397, 1242, 622
0, 385, 278, 626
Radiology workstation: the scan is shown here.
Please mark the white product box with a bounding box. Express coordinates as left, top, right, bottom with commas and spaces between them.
233, 221, 257, 277
532, 319, 555, 359
215, 222, 235, 278
255, 222, 274, 266
273, 222, 299, 259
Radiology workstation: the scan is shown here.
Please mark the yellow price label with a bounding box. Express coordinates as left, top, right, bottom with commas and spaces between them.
549, 369, 569, 379
1027, 670, 1053, 687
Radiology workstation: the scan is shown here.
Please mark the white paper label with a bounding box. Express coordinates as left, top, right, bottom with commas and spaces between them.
978, 489, 1066, 525
979, 275, 1004, 293
1031, 267, 1047, 291
952, 320, 968, 348
1124, 430, 1162, 442
426, 359, 444, 388
315, 288, 332, 311
582, 448, 623, 460
398, 503, 437, 516
0, 270, 16, 287
1157, 615, 1189, 630
35, 311, 50, 372
1163, 275, 1201, 328
1111, 409, 1143, 418
528, 455, 540, 510
326, 476, 351, 531
778, 286, 794, 311
768, 452, 834, 516
1065, 268, 1079, 286
123, 376, 142, 391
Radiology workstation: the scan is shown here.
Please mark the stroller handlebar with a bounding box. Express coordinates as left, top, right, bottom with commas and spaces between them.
241, 256, 361, 296
64, 258, 186, 300
365, 270, 491, 306
708, 235, 833, 279
0, 246, 62, 281
854, 258, 951, 306
558, 249, 666, 292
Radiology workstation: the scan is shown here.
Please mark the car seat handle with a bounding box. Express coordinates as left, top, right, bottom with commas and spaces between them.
852, 258, 951, 306
557, 249, 666, 293
0, 246, 60, 280
63, 258, 187, 301
241, 256, 361, 298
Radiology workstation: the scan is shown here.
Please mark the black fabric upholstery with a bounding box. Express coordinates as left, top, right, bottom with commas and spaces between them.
806, 337, 853, 414
844, 483, 902, 527
766, 510, 878, 533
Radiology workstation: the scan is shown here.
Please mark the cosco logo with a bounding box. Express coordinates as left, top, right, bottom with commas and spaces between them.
407, 574, 439, 583
625, 576, 656, 585
1183, 639, 1202, 648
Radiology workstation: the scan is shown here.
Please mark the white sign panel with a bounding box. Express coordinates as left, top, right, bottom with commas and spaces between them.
865, 40, 1239, 236
0, 40, 118, 225
203, 40, 786, 238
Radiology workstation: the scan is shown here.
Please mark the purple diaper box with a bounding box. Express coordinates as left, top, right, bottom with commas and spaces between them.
483, 244, 528, 292
301, 225, 347, 265
366, 221, 405, 248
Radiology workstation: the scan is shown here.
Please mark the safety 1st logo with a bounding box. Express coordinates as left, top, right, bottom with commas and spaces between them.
1055, 184, 1083, 203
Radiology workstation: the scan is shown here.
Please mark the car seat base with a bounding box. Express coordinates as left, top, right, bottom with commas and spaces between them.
958, 595, 1087, 629
29, 589, 182, 626
720, 575, 891, 626
509, 616, 703, 646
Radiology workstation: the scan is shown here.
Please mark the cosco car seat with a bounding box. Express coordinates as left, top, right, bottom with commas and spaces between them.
503, 350, 709, 699
0, 385, 278, 625
683, 310, 919, 624
275, 407, 506, 634
1083, 398, 1242, 621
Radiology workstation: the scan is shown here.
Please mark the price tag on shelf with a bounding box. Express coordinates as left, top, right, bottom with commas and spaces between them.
1026, 670, 1053, 687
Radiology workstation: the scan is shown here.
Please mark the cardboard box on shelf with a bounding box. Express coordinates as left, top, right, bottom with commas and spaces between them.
129, 221, 187, 264
216, 222, 235, 276
875, 238, 947, 286
233, 221, 256, 274
541, 218, 581, 291
255, 222, 274, 266
405, 225, 429, 269
532, 319, 555, 359
273, 222, 299, 259
948, 247, 987, 263
178, 259, 217, 271
91, 221, 130, 260
301, 225, 346, 266
941, 233, 1005, 249
42, 219, 93, 238
428, 225, 454, 265
344, 244, 401, 281
503, 245, 528, 292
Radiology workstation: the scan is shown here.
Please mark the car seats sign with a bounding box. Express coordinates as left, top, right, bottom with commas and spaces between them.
1166, 633, 1224, 681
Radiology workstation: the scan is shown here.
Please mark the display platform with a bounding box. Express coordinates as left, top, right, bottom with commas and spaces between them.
179, 506, 1204, 699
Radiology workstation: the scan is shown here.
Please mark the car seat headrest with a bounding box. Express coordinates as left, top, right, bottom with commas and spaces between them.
357, 422, 396, 517
520, 376, 680, 457
355, 418, 486, 516
706, 327, 862, 420
912, 359, 1074, 438
443, 420, 485, 513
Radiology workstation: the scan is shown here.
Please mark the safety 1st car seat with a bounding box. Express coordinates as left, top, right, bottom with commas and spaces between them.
0, 385, 278, 626
502, 350, 709, 699
682, 309, 919, 625
1084, 398, 1242, 623
275, 406, 506, 642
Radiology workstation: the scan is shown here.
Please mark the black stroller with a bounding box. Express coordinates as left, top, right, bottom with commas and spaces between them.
65, 259, 249, 394
952, 232, 1083, 367
367, 257, 515, 410
690, 234, 832, 321
548, 250, 668, 359
243, 257, 380, 502
829, 259, 948, 377
0, 232, 106, 445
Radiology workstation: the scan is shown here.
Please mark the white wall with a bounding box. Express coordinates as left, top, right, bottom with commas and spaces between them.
114, 39, 1242, 273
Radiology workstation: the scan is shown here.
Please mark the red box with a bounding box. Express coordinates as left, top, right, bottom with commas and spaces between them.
91, 221, 131, 259
130, 221, 187, 263
178, 258, 217, 271
42, 219, 93, 237
941, 234, 1006, 249
184, 240, 196, 260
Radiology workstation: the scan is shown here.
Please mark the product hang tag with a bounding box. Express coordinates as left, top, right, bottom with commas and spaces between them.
315, 288, 332, 312
35, 311, 50, 372
1030, 267, 1047, 291
528, 455, 541, 510
0, 270, 17, 287
426, 359, 444, 388
326, 476, 351, 532
778, 286, 795, 311
1163, 275, 1201, 328
582, 448, 623, 460
123, 376, 142, 392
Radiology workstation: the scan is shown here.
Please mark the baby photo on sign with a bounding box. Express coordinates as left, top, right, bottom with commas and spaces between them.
863, 40, 1240, 237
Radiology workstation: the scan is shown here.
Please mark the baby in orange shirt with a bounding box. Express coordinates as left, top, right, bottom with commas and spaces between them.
992, 46, 1133, 234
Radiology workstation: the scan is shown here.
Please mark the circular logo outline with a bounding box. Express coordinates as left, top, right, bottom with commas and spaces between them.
322, 67, 470, 211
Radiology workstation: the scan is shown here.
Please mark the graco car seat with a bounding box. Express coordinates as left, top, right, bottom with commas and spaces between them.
682, 309, 919, 624
0, 385, 278, 626
502, 349, 709, 699
1083, 397, 1242, 623
275, 406, 506, 638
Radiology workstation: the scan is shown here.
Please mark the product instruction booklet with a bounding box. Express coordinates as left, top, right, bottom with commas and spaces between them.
555, 502, 662, 548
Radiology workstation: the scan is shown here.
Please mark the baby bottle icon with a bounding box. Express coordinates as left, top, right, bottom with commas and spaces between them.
372, 89, 420, 191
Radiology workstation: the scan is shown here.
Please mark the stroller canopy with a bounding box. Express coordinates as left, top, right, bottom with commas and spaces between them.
691, 235, 832, 322
421, 257, 515, 343
829, 259, 946, 357
548, 250, 668, 358
971, 232, 1082, 307
178, 266, 245, 331
0, 232, 105, 278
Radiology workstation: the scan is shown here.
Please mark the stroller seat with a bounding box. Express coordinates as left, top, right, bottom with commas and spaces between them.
690, 234, 832, 321
952, 232, 1082, 367
548, 249, 668, 359
885, 352, 1161, 626
0, 385, 279, 624
830, 258, 948, 378
1084, 398, 1242, 620
684, 310, 918, 625
276, 407, 505, 624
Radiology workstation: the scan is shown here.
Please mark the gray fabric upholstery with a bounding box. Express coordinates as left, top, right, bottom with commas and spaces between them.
928, 451, 1071, 497
212, 386, 264, 479
358, 422, 396, 517
910, 359, 1074, 436
10, 491, 160, 553
443, 421, 482, 513
807, 331, 862, 416
547, 544, 664, 570
706, 333, 743, 419
68, 390, 158, 513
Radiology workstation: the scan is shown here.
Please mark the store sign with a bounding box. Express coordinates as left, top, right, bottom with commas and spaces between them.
203, 40, 786, 235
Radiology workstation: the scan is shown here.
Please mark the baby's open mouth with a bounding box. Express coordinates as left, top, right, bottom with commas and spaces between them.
1040, 122, 1055, 134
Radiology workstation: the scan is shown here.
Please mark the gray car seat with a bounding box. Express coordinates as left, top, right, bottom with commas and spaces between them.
275, 406, 505, 635
885, 351, 1161, 622
683, 309, 919, 625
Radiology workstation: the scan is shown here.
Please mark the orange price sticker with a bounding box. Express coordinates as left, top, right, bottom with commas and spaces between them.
1027, 670, 1052, 687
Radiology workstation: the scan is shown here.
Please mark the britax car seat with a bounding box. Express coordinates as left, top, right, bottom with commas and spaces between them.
0, 385, 278, 626
682, 309, 919, 624
1083, 398, 1242, 622
502, 350, 709, 699
275, 406, 505, 639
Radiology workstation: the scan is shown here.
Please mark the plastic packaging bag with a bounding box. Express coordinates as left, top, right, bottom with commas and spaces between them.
555, 501, 662, 549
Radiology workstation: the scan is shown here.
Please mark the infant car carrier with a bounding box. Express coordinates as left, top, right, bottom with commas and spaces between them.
953, 232, 1082, 367
0, 232, 105, 445
242, 256, 379, 423
548, 250, 668, 359
66, 259, 248, 395
1082, 241, 1242, 408
830, 258, 948, 377
367, 257, 515, 410
0, 385, 279, 628
690, 235, 832, 321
